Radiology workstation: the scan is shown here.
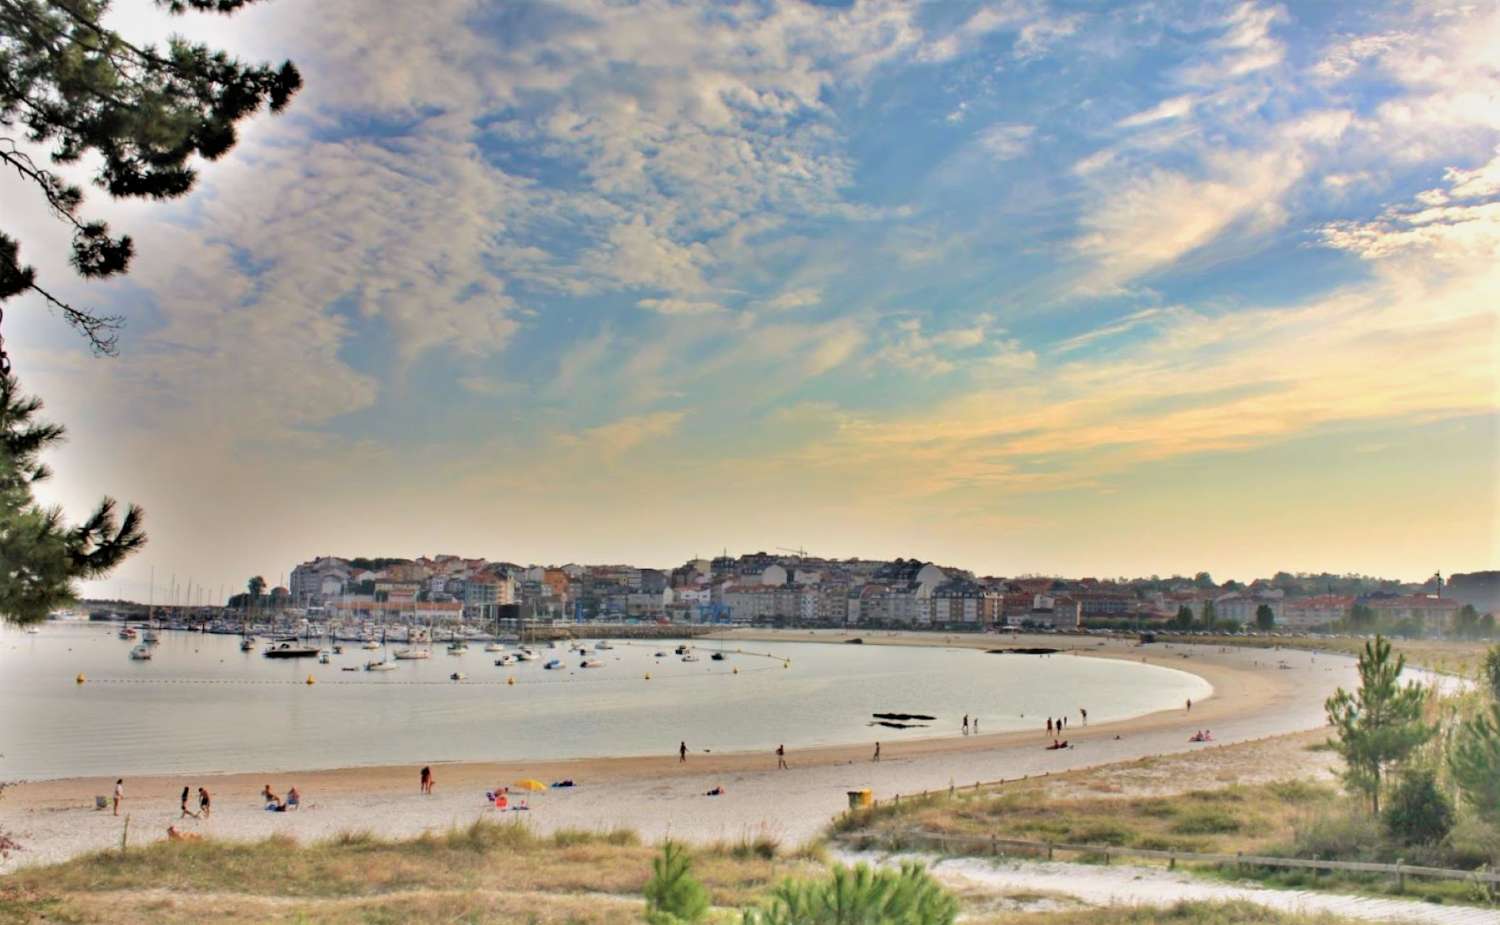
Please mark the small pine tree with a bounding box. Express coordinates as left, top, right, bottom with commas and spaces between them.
1, 373, 144, 623
1381, 767, 1454, 845
644, 841, 710, 925
1325, 636, 1433, 814
1449, 701, 1500, 827
1483, 645, 1500, 701
742, 862, 957, 925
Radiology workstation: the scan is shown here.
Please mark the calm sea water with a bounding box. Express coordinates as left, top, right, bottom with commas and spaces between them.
0, 623, 1211, 779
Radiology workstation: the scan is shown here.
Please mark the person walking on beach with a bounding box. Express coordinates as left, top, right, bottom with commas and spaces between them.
973, 716, 980, 734
113, 779, 123, 816
198, 787, 211, 818
1080, 708, 1088, 726
180, 786, 197, 819
1186, 698, 1192, 712
962, 714, 969, 735
679, 741, 687, 763
1046, 717, 1053, 735
776, 744, 788, 770
420, 765, 433, 795
873, 741, 881, 762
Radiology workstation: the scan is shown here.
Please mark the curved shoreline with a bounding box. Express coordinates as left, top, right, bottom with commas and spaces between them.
0, 633, 1351, 871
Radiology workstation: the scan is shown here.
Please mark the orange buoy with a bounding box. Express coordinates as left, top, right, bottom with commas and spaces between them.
306, 675, 316, 685
507, 676, 515, 686
75, 673, 86, 684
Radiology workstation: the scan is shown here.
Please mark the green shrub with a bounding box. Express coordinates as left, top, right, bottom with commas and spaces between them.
1073, 822, 1134, 845
1291, 809, 1384, 861
1171, 808, 1242, 835
741, 862, 957, 925
1382, 768, 1454, 846
644, 841, 710, 925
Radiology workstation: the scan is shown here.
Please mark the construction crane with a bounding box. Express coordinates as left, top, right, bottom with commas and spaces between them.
777, 546, 808, 559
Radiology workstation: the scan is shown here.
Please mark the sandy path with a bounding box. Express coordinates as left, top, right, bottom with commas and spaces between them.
0, 638, 1360, 872
848, 852, 1500, 925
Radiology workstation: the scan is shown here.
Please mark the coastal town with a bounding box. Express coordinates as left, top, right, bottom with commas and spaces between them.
142, 553, 1498, 638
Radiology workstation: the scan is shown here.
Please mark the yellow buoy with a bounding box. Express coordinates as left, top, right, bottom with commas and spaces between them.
75, 673, 86, 684
507, 676, 515, 686
732, 667, 739, 675
306, 675, 316, 685
644, 673, 651, 680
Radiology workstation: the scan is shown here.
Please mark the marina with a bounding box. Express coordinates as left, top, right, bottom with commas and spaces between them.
1, 622, 1209, 780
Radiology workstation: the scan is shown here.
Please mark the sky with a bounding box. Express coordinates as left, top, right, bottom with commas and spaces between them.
4, 0, 1498, 602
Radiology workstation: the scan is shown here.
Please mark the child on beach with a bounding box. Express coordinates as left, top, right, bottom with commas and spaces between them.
113, 779, 123, 816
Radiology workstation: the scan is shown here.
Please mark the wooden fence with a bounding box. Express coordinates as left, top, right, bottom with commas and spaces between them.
838, 827, 1500, 890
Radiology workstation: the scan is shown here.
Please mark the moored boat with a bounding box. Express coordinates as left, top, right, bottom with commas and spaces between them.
483, 642, 505, 652
580, 659, 605, 668
129, 643, 152, 660
543, 658, 563, 670
264, 642, 320, 659
393, 648, 431, 660
364, 658, 398, 671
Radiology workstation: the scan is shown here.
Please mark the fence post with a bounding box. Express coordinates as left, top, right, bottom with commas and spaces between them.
1168, 852, 1176, 871
1046, 842, 1054, 861
1396, 861, 1405, 893
990, 834, 997, 856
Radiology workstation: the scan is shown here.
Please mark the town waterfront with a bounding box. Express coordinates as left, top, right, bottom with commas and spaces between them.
0, 622, 1209, 780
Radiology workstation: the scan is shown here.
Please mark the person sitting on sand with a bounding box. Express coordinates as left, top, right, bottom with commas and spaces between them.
262, 785, 282, 810
286, 786, 301, 810
705, 786, 724, 796
166, 825, 202, 842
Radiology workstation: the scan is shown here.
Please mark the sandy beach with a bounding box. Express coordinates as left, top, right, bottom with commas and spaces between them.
0, 633, 1360, 871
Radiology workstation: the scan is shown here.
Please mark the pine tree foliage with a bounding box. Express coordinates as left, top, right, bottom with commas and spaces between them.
1483, 645, 1500, 702
1324, 635, 1433, 814
0, 371, 143, 622
1449, 701, 1500, 827
0, 0, 300, 353
741, 862, 958, 925
643, 841, 710, 925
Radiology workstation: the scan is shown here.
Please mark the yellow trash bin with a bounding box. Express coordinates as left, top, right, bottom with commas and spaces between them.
847, 788, 873, 809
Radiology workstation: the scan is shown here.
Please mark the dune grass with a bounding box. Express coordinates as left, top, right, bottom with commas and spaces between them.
0, 818, 820, 924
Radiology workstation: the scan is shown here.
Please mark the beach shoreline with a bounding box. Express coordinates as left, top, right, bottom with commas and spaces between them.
1, 633, 1351, 871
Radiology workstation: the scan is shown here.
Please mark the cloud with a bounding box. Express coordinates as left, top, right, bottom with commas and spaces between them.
556, 410, 686, 458
637, 297, 724, 316
1117, 95, 1195, 129
976, 123, 1035, 160
761, 287, 822, 312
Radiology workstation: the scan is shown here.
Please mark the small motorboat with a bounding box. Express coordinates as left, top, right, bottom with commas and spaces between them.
515, 648, 539, 661
264, 642, 320, 659
365, 659, 398, 672
240, 637, 256, 651
710, 652, 727, 661
142, 630, 160, 644
332, 644, 344, 654
25, 627, 39, 635
118, 627, 138, 640
484, 642, 505, 653
681, 654, 699, 663
394, 648, 431, 660
318, 652, 332, 664
543, 659, 563, 670
341, 666, 360, 672
450, 672, 467, 681
654, 651, 667, 658
674, 644, 689, 655
494, 654, 516, 666
594, 640, 614, 650
129, 643, 152, 660
580, 659, 604, 668
446, 641, 469, 655
361, 640, 381, 650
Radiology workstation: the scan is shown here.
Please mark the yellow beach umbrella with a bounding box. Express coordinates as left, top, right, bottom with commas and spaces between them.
514, 779, 546, 792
